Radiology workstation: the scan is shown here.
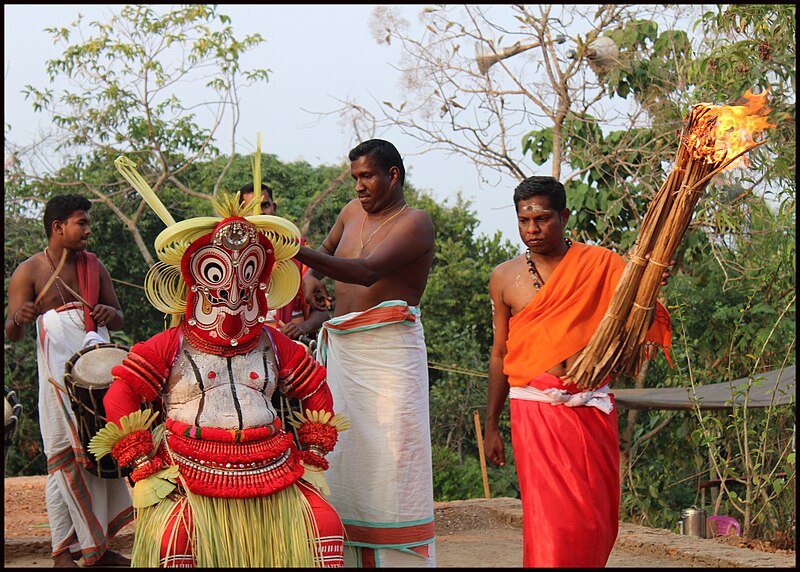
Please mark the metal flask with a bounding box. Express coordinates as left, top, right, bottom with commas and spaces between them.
679, 507, 707, 538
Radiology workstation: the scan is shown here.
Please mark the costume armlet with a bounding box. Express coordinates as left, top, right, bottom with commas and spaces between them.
112, 351, 165, 402
288, 409, 350, 469
280, 355, 326, 399
112, 430, 154, 467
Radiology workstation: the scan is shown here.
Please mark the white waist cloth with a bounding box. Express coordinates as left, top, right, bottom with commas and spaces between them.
321, 301, 435, 564
509, 384, 614, 414
36, 307, 132, 559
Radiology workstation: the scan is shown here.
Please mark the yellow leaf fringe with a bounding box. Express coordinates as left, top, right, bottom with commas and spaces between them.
289, 409, 351, 433
131, 481, 321, 567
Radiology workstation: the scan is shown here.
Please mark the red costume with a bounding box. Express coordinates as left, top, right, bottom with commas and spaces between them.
90, 170, 348, 568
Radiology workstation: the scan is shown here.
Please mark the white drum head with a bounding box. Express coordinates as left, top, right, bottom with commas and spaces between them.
70, 346, 129, 389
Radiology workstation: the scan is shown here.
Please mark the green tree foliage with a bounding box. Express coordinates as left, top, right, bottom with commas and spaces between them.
417, 196, 518, 498
366, 4, 795, 541
9, 4, 269, 267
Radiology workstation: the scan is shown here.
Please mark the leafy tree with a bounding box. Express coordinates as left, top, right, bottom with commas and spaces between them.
7, 4, 269, 267
359, 4, 795, 538
689, 4, 795, 198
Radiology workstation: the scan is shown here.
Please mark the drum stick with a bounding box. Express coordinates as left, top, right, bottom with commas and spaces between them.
47, 376, 70, 396
55, 278, 95, 311
34, 248, 68, 306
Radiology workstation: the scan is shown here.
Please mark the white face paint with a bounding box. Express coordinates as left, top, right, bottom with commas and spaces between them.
519, 203, 552, 214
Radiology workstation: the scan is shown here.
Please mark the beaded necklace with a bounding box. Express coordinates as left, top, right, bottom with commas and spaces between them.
44, 248, 85, 329
525, 237, 573, 290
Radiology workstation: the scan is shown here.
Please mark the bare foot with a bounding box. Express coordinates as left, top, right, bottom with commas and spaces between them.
87, 550, 131, 567
53, 552, 80, 568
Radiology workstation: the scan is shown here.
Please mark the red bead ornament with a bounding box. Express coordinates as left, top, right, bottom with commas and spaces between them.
208, 371, 216, 379
112, 430, 154, 467
299, 449, 329, 471
130, 456, 165, 482
250, 371, 259, 379
297, 422, 338, 453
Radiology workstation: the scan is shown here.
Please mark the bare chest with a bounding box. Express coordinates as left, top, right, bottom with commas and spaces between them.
34, 256, 83, 312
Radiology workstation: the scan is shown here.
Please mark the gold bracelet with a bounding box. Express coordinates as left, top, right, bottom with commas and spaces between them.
13, 311, 22, 327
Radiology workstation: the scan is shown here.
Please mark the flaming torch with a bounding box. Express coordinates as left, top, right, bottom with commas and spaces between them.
565, 89, 775, 389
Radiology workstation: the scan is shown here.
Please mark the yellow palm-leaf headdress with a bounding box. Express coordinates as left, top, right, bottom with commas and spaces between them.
114, 134, 300, 326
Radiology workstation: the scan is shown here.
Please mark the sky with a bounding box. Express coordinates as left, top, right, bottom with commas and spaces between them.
4, 4, 522, 244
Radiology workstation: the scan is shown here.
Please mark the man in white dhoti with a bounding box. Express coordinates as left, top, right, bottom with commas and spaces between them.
5, 194, 133, 567
297, 140, 437, 567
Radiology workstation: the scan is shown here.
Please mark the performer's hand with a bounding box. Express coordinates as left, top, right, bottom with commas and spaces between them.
303, 274, 332, 311
660, 259, 676, 287
643, 253, 675, 287
91, 304, 118, 328
280, 321, 304, 341
484, 427, 506, 467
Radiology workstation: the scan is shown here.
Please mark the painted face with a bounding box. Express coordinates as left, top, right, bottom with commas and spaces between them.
182, 217, 274, 348
516, 196, 569, 255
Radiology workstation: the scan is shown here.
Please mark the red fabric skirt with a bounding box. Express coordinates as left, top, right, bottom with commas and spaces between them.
510, 386, 619, 568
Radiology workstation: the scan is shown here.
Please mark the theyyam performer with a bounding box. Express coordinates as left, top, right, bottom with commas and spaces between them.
89, 146, 349, 568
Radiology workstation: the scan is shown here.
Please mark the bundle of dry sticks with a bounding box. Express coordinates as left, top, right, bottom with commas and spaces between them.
565, 90, 773, 389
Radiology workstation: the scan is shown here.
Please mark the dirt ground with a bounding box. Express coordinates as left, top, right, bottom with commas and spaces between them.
3, 475, 796, 568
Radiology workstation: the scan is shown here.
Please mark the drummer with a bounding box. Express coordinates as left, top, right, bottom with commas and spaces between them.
4, 194, 133, 568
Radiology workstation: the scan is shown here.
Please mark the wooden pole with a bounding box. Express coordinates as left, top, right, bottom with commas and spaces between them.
473, 410, 491, 499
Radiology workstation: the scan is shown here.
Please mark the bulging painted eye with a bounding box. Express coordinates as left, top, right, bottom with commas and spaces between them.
202, 260, 226, 284
192, 247, 232, 286
239, 246, 265, 285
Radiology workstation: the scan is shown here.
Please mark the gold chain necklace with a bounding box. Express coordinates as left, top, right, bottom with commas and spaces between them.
359, 204, 407, 249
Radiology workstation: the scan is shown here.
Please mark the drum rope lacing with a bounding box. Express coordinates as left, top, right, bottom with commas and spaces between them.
44, 248, 85, 330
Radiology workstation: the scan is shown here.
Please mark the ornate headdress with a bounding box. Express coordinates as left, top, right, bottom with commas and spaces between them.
114, 135, 300, 353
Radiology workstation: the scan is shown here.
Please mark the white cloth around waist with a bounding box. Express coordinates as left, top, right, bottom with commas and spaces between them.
509, 384, 614, 414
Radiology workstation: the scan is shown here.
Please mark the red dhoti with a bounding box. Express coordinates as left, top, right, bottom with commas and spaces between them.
511, 374, 619, 568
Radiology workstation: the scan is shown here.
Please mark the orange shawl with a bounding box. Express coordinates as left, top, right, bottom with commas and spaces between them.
504, 242, 671, 387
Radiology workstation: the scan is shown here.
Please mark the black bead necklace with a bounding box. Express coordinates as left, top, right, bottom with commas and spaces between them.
525, 237, 572, 290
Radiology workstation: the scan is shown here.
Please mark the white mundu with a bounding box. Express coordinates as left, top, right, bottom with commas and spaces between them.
320, 301, 436, 568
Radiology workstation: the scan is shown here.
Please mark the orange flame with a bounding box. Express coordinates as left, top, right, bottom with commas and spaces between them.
686, 88, 775, 170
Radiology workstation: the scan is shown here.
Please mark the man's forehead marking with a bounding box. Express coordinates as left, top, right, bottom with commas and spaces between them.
519, 202, 550, 213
